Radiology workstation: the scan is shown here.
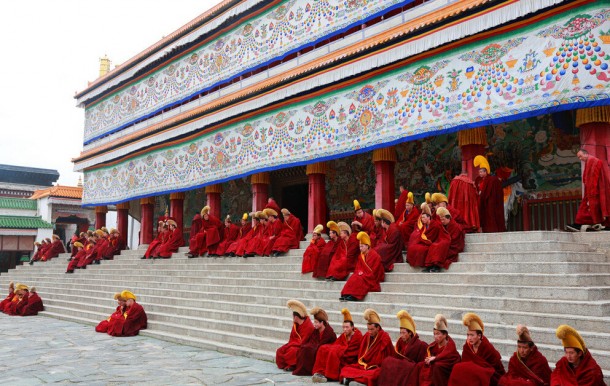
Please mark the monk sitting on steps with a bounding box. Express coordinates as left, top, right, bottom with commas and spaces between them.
276, 299, 315, 372
499, 324, 551, 386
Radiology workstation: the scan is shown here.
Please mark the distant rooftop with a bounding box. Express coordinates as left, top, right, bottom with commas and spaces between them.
0, 215, 53, 229
30, 185, 83, 200
0, 164, 59, 186
0, 197, 37, 210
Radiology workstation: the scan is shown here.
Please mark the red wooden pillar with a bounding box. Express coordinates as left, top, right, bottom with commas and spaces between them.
116, 202, 129, 248
140, 197, 155, 245
205, 184, 222, 219
458, 127, 488, 180
251, 172, 270, 212
576, 106, 610, 165
373, 147, 397, 214
306, 162, 327, 233
95, 206, 107, 229
170, 192, 185, 230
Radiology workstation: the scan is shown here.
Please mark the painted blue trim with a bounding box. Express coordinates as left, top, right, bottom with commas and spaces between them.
82, 97, 610, 207
83, 0, 415, 146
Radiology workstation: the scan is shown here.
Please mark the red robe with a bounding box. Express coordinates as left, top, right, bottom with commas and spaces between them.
370, 224, 386, 249
42, 239, 65, 261
293, 324, 337, 376
499, 345, 551, 386
326, 239, 349, 280
276, 317, 315, 369
262, 219, 285, 256
407, 220, 443, 268
108, 302, 148, 337
355, 212, 375, 235
96, 305, 125, 333
394, 190, 410, 221
302, 238, 326, 274
34, 243, 50, 262
476, 174, 506, 233
424, 223, 450, 269
189, 214, 202, 242
575, 154, 610, 226
399, 207, 421, 250
374, 223, 403, 272
340, 249, 385, 300
313, 329, 363, 381
192, 214, 224, 255
21, 292, 44, 316
158, 227, 184, 258
216, 224, 240, 256
449, 174, 480, 232
265, 199, 282, 216
238, 222, 262, 256
225, 222, 252, 255
550, 350, 605, 386
377, 334, 428, 386
412, 335, 461, 386
247, 222, 270, 256
33, 245, 44, 261
76, 244, 97, 268
144, 231, 168, 258
0, 288, 15, 313
313, 239, 338, 279
6, 292, 29, 316
346, 232, 361, 272
284, 214, 303, 248
449, 336, 506, 386
340, 329, 395, 386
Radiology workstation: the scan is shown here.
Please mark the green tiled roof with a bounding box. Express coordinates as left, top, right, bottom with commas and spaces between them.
0, 197, 37, 210
0, 215, 53, 229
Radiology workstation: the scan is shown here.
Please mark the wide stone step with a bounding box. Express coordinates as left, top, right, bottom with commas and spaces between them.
455, 251, 608, 263
463, 241, 591, 253
465, 231, 575, 243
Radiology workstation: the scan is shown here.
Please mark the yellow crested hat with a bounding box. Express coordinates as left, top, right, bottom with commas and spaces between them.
257, 211, 268, 220
357, 231, 371, 247
337, 221, 351, 235
201, 206, 211, 216
434, 314, 449, 331
420, 203, 432, 216
372, 209, 379, 219
95, 229, 105, 237
377, 209, 395, 223
406, 192, 415, 205
353, 200, 362, 211
397, 310, 416, 334
327, 221, 340, 234
474, 155, 490, 173
463, 312, 484, 334
167, 219, 177, 227
73, 241, 84, 248
364, 309, 381, 325
242, 212, 249, 221
113, 292, 125, 301
517, 324, 533, 343
425, 192, 431, 204
287, 299, 308, 318
436, 207, 451, 218
556, 325, 586, 352
341, 308, 353, 323
15, 283, 28, 291
310, 306, 328, 322
431, 193, 448, 204
121, 290, 136, 301
313, 224, 324, 235
263, 208, 278, 218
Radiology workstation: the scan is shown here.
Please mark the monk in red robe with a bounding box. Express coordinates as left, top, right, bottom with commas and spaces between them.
143, 222, 168, 259
550, 324, 605, 386
567, 149, 610, 231
276, 299, 315, 371
96, 293, 126, 333
346, 223, 362, 271
108, 290, 148, 337
449, 174, 480, 233
302, 225, 326, 274
423, 207, 459, 272
215, 215, 240, 256
326, 221, 351, 281
353, 200, 375, 235
188, 206, 223, 257
280, 208, 303, 245
313, 222, 339, 279
31, 239, 51, 264
188, 213, 202, 248
107, 229, 124, 258
235, 213, 260, 257
431, 193, 471, 233
411, 314, 461, 386
41, 234, 65, 261
0, 281, 14, 312
261, 209, 284, 256
340, 309, 394, 386
225, 213, 252, 256
6, 283, 29, 316
474, 155, 506, 233
449, 313, 505, 386
374, 209, 403, 272
265, 197, 282, 218
243, 212, 267, 257
312, 308, 363, 383
369, 211, 386, 249
377, 310, 427, 386
340, 232, 384, 302
397, 192, 420, 250
30, 242, 42, 264
407, 203, 444, 269
21, 286, 44, 316
293, 307, 337, 376
499, 324, 551, 386
66, 241, 87, 273
77, 238, 99, 268
157, 220, 184, 258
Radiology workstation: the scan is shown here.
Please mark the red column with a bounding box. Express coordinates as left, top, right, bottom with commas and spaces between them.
95, 206, 107, 229
205, 184, 222, 218
576, 106, 610, 165
458, 127, 488, 180
306, 162, 328, 233
373, 147, 397, 214
251, 172, 270, 212
170, 192, 185, 230
116, 203, 129, 248
140, 197, 155, 245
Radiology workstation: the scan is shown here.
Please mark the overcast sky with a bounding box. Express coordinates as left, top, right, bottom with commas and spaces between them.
0, 0, 217, 186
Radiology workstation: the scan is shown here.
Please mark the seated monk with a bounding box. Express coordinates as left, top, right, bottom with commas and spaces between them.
326, 221, 351, 281
235, 213, 261, 257
346, 222, 362, 272
411, 314, 461, 386
340, 232, 384, 302
157, 219, 184, 258
31, 239, 51, 264
353, 200, 375, 236
0, 281, 14, 312
422, 207, 452, 273
276, 299, 315, 372
397, 192, 420, 250
374, 209, 403, 272
96, 293, 126, 333
107, 228, 125, 258
243, 212, 268, 258
108, 290, 148, 337
271, 208, 303, 256
142, 221, 168, 259
260, 208, 284, 257
188, 206, 223, 258
6, 283, 29, 316
188, 212, 202, 247
313, 222, 339, 279
312, 308, 363, 383
293, 307, 337, 376
340, 309, 394, 386
407, 203, 444, 269
449, 173, 480, 233
369, 210, 386, 249
377, 310, 428, 386
21, 286, 44, 316
216, 215, 240, 257
41, 234, 65, 261
449, 312, 505, 386
302, 225, 326, 274
499, 324, 551, 386
30, 241, 43, 264
225, 213, 252, 257
66, 241, 86, 273
550, 324, 605, 386
77, 237, 99, 269
431, 193, 470, 234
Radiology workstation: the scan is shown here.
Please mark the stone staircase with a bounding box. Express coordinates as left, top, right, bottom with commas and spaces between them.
1, 231, 608, 382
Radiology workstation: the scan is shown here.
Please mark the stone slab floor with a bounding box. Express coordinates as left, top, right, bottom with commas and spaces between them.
0, 315, 311, 385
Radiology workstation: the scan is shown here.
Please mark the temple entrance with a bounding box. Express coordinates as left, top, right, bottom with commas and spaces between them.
281, 184, 308, 233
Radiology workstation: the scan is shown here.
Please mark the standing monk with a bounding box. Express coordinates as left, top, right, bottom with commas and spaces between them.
474, 155, 506, 233
373, 209, 403, 272
293, 307, 337, 376
302, 225, 326, 274
566, 149, 610, 231
377, 310, 428, 386
449, 174, 480, 232
340, 309, 394, 386
340, 232, 385, 302
276, 299, 315, 372
312, 308, 363, 383
108, 290, 147, 337
499, 324, 551, 386
551, 324, 605, 386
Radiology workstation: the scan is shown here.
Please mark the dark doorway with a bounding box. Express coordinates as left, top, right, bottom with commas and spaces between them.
282, 184, 309, 232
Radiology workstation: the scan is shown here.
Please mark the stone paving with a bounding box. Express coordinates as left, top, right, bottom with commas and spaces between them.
0, 314, 312, 385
